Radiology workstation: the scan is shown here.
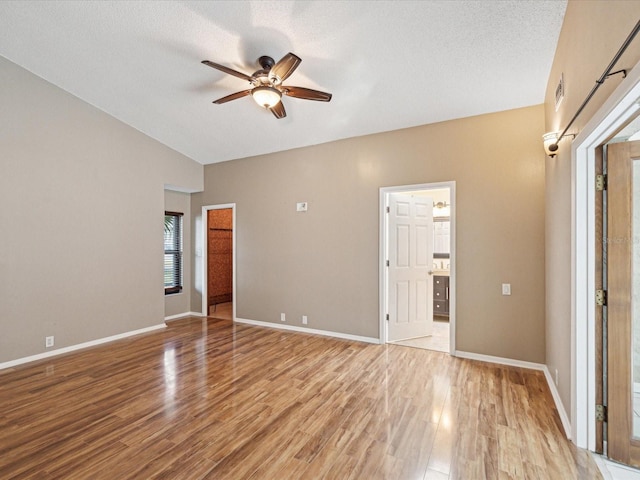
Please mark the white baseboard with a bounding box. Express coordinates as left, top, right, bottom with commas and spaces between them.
0, 323, 166, 371
455, 350, 571, 439
542, 366, 572, 440
235, 317, 380, 344
455, 350, 546, 371
164, 311, 205, 321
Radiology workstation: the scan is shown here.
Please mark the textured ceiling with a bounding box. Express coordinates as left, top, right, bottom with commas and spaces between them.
0, 1, 566, 165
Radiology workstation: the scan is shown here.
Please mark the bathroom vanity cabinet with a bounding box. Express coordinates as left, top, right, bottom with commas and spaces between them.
433, 275, 450, 318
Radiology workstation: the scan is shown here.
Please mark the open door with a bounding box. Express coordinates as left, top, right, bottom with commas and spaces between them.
201, 204, 235, 321
387, 193, 434, 342
607, 140, 640, 466
595, 146, 604, 454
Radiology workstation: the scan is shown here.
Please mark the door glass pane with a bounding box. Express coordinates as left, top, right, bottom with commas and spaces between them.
633, 159, 640, 438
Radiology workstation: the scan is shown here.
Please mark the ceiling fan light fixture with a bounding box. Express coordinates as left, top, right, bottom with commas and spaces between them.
252, 86, 281, 109
203, 53, 331, 119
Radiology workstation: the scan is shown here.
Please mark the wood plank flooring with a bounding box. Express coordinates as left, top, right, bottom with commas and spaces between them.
0, 317, 601, 479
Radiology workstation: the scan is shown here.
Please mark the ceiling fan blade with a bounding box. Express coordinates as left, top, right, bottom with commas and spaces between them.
213, 90, 252, 104
270, 53, 301, 82
202, 60, 253, 82
270, 101, 286, 119
282, 86, 332, 102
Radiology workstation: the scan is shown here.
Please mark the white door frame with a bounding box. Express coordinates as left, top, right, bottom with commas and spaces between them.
379, 181, 456, 353
572, 60, 640, 449
200, 203, 236, 320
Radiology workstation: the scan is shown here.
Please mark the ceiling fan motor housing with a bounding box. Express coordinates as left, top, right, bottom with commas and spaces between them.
258, 55, 275, 71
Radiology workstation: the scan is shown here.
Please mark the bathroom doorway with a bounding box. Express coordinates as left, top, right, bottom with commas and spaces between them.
380, 182, 455, 353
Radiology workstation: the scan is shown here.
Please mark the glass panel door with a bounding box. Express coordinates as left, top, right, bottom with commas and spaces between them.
608, 140, 640, 466
633, 159, 640, 439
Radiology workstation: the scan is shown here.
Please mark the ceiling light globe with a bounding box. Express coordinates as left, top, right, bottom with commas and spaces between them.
252, 86, 282, 109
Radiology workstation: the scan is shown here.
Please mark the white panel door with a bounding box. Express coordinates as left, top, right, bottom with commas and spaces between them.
388, 194, 434, 341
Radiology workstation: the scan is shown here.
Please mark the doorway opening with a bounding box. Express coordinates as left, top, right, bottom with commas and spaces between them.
573, 59, 640, 452
201, 204, 236, 321
379, 181, 456, 354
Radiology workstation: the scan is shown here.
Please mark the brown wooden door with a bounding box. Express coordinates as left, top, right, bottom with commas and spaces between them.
607, 140, 640, 466
595, 146, 604, 454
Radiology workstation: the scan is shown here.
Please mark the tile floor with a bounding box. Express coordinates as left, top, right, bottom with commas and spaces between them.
594, 455, 640, 480
390, 319, 450, 353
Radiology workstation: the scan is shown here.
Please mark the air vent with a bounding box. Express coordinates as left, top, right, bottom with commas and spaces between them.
555, 73, 565, 112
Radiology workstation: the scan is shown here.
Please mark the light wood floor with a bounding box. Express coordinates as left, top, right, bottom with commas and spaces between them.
0, 317, 602, 479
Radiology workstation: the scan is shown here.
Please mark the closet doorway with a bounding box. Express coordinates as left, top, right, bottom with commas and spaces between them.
203, 204, 235, 320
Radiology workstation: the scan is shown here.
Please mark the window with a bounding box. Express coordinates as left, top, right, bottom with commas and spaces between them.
164, 211, 183, 295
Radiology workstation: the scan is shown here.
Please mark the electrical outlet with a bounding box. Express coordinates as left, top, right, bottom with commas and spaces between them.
280, 313, 286, 322
302, 315, 308, 325
296, 202, 308, 212
501, 283, 511, 295
45, 336, 54, 348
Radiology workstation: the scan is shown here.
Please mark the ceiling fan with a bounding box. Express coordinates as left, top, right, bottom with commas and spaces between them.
201, 52, 332, 119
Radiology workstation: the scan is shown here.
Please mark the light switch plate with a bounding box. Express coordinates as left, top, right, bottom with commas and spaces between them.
296, 202, 308, 212
502, 283, 511, 295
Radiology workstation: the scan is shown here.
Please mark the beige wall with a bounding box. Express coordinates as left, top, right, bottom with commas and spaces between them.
164, 190, 192, 318
544, 1, 640, 416
0, 56, 202, 364
193, 105, 546, 362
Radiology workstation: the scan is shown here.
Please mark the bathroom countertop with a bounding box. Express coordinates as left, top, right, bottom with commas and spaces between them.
431, 269, 450, 276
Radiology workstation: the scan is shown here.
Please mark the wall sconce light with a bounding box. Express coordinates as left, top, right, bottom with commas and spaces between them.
543, 131, 577, 157
433, 201, 450, 217
543, 132, 560, 157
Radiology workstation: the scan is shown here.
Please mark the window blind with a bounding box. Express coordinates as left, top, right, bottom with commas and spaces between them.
164, 211, 183, 294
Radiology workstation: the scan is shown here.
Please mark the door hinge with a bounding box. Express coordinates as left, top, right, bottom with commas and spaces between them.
596, 289, 607, 306
385, 314, 389, 321
596, 174, 607, 191
596, 404, 607, 422
386, 260, 389, 267
386, 206, 390, 213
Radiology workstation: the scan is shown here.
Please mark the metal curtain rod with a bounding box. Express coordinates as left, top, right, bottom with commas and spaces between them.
549, 19, 640, 153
